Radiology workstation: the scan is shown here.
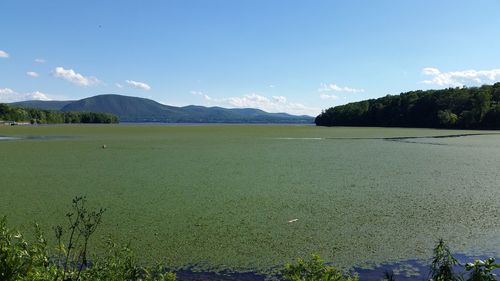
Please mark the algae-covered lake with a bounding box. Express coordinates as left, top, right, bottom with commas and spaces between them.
0, 125, 499, 273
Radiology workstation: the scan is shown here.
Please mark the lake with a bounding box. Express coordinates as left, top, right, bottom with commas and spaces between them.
0, 125, 499, 275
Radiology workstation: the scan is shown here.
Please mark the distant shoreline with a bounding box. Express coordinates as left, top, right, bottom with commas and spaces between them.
119, 122, 315, 126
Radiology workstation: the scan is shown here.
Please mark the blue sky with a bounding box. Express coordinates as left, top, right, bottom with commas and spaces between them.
1, 0, 500, 116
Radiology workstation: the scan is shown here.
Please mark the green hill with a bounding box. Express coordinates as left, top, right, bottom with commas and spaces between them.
13, 94, 313, 123
315, 83, 500, 129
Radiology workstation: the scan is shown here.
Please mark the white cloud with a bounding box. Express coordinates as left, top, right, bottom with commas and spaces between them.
27, 71, 39, 77
422, 67, 440, 75
191, 90, 212, 101
27, 91, 50, 101
272, 96, 286, 103
319, 93, 340, 100
190, 91, 203, 96
126, 80, 151, 91
53, 67, 100, 86
0, 50, 9, 58
318, 83, 365, 93
225, 93, 271, 108
35, 58, 46, 63
193, 92, 319, 116
0, 88, 15, 95
0, 88, 52, 102
115, 83, 124, 88
421, 67, 500, 87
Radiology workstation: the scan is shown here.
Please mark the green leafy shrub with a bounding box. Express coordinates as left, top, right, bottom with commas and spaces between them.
429, 239, 461, 281
1, 196, 175, 281
81, 238, 175, 281
282, 254, 358, 281
54, 196, 106, 280
465, 258, 500, 281
0, 216, 61, 281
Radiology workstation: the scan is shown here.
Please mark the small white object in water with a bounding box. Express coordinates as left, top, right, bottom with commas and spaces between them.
288, 219, 298, 223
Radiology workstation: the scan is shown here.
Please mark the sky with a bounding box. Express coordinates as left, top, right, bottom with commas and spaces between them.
1, 0, 500, 116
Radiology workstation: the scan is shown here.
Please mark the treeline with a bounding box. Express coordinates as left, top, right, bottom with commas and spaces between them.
0, 103, 119, 124
315, 83, 500, 129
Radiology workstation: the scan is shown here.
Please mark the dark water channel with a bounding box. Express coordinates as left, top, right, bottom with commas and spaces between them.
174, 254, 499, 281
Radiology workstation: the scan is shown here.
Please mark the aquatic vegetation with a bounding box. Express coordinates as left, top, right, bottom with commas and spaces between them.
0, 125, 499, 273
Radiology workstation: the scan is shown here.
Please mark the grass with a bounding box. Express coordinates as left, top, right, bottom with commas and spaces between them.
0, 124, 499, 273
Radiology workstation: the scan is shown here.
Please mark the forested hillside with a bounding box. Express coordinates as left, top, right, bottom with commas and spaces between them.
13, 94, 314, 123
315, 83, 500, 129
0, 103, 119, 124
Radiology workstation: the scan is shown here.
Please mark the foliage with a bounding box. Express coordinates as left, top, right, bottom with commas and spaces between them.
429, 239, 461, 281
55, 196, 106, 280
437, 110, 458, 127
0, 216, 61, 281
80, 238, 176, 281
465, 258, 500, 281
0, 197, 175, 281
282, 254, 358, 281
0, 103, 118, 124
380, 240, 500, 281
315, 83, 500, 129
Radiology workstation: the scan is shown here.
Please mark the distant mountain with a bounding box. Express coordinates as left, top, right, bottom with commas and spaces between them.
12, 94, 314, 123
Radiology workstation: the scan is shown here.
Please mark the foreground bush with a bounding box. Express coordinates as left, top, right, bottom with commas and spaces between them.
465, 258, 500, 281
429, 239, 461, 281
0, 217, 59, 280
428, 239, 499, 281
0, 196, 175, 281
282, 254, 359, 281
282, 241, 500, 281
76, 239, 176, 281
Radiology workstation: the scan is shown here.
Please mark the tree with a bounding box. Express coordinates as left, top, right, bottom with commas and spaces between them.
0, 103, 119, 124
315, 84, 500, 129
429, 239, 461, 281
437, 110, 458, 127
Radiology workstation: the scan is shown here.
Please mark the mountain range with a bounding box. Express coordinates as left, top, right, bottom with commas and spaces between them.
11, 94, 313, 123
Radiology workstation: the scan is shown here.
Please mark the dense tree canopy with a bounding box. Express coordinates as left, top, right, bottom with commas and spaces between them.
0, 103, 119, 124
315, 83, 500, 129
